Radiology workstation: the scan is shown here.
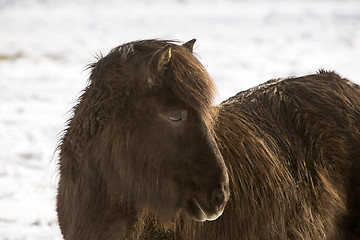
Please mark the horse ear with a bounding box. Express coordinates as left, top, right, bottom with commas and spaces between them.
183, 39, 196, 53
153, 44, 172, 73
147, 44, 172, 88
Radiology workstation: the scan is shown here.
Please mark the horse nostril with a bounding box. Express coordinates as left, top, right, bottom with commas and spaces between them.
210, 188, 226, 209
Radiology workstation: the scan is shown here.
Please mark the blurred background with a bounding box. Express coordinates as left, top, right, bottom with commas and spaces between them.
1, 0, 360, 239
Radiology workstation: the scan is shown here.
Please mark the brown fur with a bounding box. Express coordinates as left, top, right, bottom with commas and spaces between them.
57, 39, 360, 239
194, 72, 360, 239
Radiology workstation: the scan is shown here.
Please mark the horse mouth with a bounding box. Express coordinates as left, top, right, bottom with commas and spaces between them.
185, 197, 225, 222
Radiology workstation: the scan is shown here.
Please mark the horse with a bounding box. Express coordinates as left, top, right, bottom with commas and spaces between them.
57, 39, 360, 239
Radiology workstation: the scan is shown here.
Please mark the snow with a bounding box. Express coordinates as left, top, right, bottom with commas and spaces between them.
1, 0, 359, 239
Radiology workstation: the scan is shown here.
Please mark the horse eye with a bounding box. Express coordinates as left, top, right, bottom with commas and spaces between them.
169, 113, 183, 122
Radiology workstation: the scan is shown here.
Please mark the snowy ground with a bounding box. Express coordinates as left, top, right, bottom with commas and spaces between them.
1, 0, 360, 239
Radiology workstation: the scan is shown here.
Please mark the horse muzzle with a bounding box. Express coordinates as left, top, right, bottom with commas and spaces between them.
185, 186, 229, 222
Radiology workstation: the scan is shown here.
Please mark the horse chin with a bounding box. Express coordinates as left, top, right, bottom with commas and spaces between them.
184, 197, 225, 222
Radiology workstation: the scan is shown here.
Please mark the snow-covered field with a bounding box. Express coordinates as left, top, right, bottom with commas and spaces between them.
1, 0, 360, 239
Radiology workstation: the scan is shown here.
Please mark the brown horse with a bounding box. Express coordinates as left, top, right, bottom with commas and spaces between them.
57, 39, 230, 239
57, 39, 360, 239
